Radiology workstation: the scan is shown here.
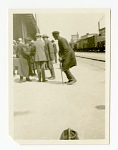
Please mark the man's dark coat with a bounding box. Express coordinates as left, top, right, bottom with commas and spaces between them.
58, 37, 77, 71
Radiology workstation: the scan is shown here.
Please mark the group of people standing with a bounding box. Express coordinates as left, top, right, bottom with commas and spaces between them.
13, 31, 77, 85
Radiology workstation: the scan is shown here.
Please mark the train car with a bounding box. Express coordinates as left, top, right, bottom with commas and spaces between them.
73, 34, 105, 52
97, 35, 105, 51
75, 34, 97, 51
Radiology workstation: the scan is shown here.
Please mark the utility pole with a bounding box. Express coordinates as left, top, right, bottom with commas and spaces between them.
98, 21, 100, 34
76, 32, 79, 49
98, 15, 105, 34
77, 32, 79, 41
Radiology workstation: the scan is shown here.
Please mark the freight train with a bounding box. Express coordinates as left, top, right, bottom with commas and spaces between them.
70, 33, 105, 52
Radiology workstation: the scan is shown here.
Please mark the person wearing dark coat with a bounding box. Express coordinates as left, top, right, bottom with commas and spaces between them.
51, 40, 58, 63
25, 38, 36, 76
42, 34, 55, 80
13, 40, 18, 75
17, 38, 31, 83
30, 41, 36, 75
52, 31, 77, 85
33, 33, 47, 82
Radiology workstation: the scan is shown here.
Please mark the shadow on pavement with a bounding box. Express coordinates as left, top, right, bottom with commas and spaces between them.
14, 78, 23, 83
14, 78, 38, 83
95, 105, 105, 110
14, 77, 64, 85
14, 111, 32, 116
47, 80, 64, 85
30, 78, 38, 82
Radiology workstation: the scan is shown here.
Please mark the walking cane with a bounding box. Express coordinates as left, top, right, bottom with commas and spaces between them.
60, 62, 64, 85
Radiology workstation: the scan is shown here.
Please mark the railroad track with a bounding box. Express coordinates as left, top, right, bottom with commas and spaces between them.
76, 55, 105, 62
76, 56, 105, 70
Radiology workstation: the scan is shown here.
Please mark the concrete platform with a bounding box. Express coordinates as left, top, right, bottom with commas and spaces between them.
75, 52, 105, 61
13, 58, 105, 140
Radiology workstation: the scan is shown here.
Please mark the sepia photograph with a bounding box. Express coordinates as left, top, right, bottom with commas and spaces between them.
9, 8, 110, 144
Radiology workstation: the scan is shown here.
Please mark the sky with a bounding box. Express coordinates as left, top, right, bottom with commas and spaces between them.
35, 10, 105, 42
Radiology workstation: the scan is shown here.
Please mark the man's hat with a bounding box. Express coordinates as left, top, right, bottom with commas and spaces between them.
18, 38, 22, 41
13, 40, 16, 43
35, 33, 42, 37
42, 34, 49, 38
52, 31, 60, 35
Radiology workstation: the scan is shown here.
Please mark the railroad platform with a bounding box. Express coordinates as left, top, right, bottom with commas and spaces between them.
75, 52, 105, 61
12, 56, 105, 141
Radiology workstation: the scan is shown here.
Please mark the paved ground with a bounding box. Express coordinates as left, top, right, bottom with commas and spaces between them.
75, 52, 105, 61
13, 56, 105, 140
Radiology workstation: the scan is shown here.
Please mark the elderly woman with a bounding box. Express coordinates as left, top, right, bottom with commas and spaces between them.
17, 38, 31, 83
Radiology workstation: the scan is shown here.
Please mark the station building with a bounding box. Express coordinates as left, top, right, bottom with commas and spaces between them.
13, 14, 39, 42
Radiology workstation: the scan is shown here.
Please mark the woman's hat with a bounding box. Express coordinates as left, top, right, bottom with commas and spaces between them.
42, 34, 49, 38
35, 33, 42, 37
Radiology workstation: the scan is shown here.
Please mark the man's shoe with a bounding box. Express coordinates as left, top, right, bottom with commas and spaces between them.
42, 79, 48, 82
26, 78, 32, 82
48, 77, 55, 80
65, 80, 71, 83
67, 80, 77, 85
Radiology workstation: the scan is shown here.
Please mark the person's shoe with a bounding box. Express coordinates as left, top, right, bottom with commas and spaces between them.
42, 79, 48, 82
48, 77, 55, 80
67, 79, 77, 85
65, 80, 71, 83
26, 78, 32, 82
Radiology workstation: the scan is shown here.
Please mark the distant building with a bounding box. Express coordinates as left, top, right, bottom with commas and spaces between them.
13, 14, 39, 41
99, 27, 105, 36
70, 33, 79, 49
81, 33, 98, 39
71, 33, 79, 43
